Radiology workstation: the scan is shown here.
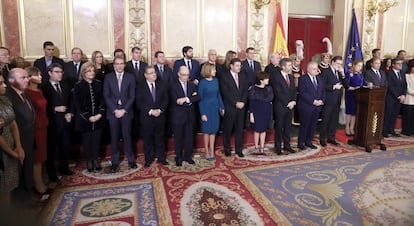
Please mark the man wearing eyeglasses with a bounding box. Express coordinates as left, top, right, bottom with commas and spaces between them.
34, 41, 65, 87
42, 63, 74, 181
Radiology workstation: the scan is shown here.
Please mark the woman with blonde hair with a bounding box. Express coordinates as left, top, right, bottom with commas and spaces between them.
73, 62, 105, 172
91, 50, 107, 82
198, 63, 224, 160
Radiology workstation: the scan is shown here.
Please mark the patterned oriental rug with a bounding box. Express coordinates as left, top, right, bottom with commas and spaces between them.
41, 137, 414, 226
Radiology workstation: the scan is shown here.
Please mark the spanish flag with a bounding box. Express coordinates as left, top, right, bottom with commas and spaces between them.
274, 2, 289, 57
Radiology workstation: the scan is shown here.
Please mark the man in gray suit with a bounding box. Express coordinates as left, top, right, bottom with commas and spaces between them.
364, 58, 387, 87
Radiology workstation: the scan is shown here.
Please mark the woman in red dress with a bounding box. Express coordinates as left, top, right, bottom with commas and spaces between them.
25, 66, 50, 196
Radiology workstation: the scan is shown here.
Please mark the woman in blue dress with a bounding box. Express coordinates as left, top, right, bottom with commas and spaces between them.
249, 72, 273, 153
345, 60, 373, 136
198, 63, 224, 160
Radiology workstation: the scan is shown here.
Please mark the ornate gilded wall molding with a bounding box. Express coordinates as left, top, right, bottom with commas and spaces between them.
125, 0, 150, 62
247, 0, 269, 66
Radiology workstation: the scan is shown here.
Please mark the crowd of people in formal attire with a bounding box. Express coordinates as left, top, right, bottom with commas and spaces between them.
1, 41, 414, 205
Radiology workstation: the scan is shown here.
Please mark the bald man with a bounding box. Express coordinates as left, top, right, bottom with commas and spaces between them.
6, 68, 35, 191
169, 66, 200, 166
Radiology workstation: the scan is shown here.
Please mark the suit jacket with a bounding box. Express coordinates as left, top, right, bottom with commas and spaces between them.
103, 71, 136, 121
125, 60, 148, 84
41, 80, 72, 128
297, 74, 325, 111
169, 79, 200, 124
264, 63, 281, 75
241, 59, 262, 87
219, 71, 248, 111
386, 69, 407, 103
320, 67, 348, 106
154, 64, 175, 85
5, 87, 35, 152
34, 56, 65, 86
173, 58, 200, 81
269, 70, 297, 112
136, 80, 168, 126
72, 79, 106, 132
364, 68, 387, 87
63, 61, 85, 88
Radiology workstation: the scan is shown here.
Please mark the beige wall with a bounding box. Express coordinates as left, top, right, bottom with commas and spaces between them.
288, 0, 331, 16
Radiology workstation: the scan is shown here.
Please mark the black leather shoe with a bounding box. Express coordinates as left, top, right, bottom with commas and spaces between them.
236, 152, 245, 158
129, 163, 138, 169
327, 140, 339, 145
224, 151, 231, 157
187, 159, 195, 164
59, 169, 75, 176
176, 162, 182, 167
283, 147, 296, 153
87, 168, 94, 173
110, 165, 119, 173
298, 144, 306, 150
320, 140, 327, 147
95, 166, 102, 171
306, 144, 318, 149
391, 133, 401, 137
157, 160, 168, 165
144, 162, 151, 168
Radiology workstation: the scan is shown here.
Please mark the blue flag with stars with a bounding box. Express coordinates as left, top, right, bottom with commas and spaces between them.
344, 9, 363, 74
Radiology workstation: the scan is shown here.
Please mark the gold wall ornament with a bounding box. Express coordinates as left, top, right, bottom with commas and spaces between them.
372, 112, 378, 136
367, 0, 399, 19
253, 0, 271, 11
126, 0, 150, 62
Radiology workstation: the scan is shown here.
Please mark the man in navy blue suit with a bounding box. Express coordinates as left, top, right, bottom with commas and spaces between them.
297, 61, 325, 150
63, 47, 85, 89
34, 41, 65, 87
136, 66, 169, 167
242, 47, 262, 88
173, 46, 200, 85
154, 51, 174, 84
125, 47, 148, 84
103, 56, 137, 173
169, 66, 200, 166
383, 58, 407, 137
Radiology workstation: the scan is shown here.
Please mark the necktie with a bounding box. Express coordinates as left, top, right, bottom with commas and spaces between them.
117, 74, 122, 92
334, 70, 339, 80
234, 74, 239, 88
187, 60, 192, 71
134, 62, 139, 76
285, 74, 290, 88
54, 83, 62, 95
250, 61, 254, 70
21, 93, 32, 112
151, 83, 156, 102
375, 70, 381, 81
397, 72, 401, 81
183, 82, 187, 96
159, 65, 164, 79
75, 63, 79, 76
312, 77, 318, 90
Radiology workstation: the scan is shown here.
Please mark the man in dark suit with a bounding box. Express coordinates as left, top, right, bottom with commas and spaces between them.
34, 41, 65, 86
264, 52, 281, 75
242, 47, 262, 88
173, 46, 200, 85
6, 68, 35, 191
364, 58, 387, 87
136, 66, 168, 167
125, 47, 148, 84
297, 62, 325, 150
0, 47, 14, 82
106, 49, 126, 74
169, 66, 200, 166
319, 56, 348, 146
103, 56, 137, 172
270, 58, 296, 154
383, 58, 407, 137
199, 49, 224, 79
63, 47, 85, 89
42, 63, 74, 181
154, 50, 174, 85
365, 48, 381, 71
219, 58, 248, 157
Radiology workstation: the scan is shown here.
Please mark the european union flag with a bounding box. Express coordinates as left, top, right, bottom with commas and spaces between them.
344, 9, 363, 74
